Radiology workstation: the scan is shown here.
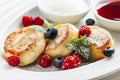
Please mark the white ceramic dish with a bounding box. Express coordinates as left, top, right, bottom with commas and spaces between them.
37, 0, 90, 24
0, 0, 120, 80
93, 0, 120, 32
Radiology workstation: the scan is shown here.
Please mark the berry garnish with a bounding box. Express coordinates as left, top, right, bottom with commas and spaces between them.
61, 55, 81, 70
44, 27, 58, 39
22, 16, 33, 27
38, 54, 51, 68
104, 47, 115, 57
33, 16, 44, 26
53, 57, 64, 69
86, 18, 95, 25
73, 54, 81, 65
61, 56, 77, 70
79, 25, 91, 37
7, 56, 20, 67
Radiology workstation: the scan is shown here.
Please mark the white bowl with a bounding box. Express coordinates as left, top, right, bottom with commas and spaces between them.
37, 0, 90, 24
94, 0, 120, 32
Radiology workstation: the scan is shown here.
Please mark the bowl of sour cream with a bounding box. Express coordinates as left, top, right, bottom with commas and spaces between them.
38, 0, 90, 24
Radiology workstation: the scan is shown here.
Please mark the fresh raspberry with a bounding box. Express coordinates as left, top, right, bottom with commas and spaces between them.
61, 62, 69, 70
79, 25, 91, 37
73, 54, 81, 65
61, 55, 81, 70
38, 54, 51, 68
7, 56, 20, 67
22, 16, 33, 27
33, 16, 44, 26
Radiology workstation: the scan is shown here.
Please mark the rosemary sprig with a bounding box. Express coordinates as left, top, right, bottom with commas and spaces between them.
66, 36, 93, 62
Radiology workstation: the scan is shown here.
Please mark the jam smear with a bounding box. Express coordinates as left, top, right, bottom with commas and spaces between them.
97, 2, 120, 21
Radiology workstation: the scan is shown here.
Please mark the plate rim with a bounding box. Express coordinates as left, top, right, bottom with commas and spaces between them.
0, 0, 120, 80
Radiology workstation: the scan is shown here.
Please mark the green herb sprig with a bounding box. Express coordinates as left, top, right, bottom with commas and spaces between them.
66, 36, 93, 62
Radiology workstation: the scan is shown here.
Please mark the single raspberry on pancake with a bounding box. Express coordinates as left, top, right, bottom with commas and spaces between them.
79, 25, 91, 37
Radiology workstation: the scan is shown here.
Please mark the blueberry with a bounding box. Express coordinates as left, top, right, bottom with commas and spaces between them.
104, 47, 115, 57
86, 18, 95, 25
53, 57, 64, 69
44, 27, 58, 39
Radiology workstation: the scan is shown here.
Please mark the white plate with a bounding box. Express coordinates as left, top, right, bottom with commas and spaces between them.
0, 0, 120, 80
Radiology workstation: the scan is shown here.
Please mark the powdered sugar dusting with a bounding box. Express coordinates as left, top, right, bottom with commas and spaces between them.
87, 27, 111, 48
46, 24, 68, 49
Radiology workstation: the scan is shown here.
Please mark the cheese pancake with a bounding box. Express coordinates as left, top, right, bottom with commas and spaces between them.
87, 26, 114, 61
44, 23, 78, 58
4, 26, 46, 66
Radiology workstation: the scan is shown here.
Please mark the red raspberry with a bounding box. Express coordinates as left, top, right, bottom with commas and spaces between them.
73, 54, 81, 65
61, 55, 81, 70
79, 25, 91, 37
38, 54, 51, 68
22, 16, 33, 27
7, 56, 20, 67
61, 62, 69, 70
33, 16, 44, 26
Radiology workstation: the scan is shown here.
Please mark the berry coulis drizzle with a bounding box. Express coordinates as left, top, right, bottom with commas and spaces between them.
97, 2, 120, 21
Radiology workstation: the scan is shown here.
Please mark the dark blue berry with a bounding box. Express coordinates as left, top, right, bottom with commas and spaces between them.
86, 18, 95, 25
44, 27, 58, 39
53, 57, 64, 69
104, 47, 115, 57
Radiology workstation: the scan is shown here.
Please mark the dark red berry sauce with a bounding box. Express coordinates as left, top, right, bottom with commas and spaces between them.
97, 2, 120, 21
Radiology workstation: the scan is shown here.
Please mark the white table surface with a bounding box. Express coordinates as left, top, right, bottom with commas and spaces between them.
0, 0, 120, 80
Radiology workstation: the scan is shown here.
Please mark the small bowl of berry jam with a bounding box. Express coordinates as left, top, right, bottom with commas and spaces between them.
94, 0, 120, 32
